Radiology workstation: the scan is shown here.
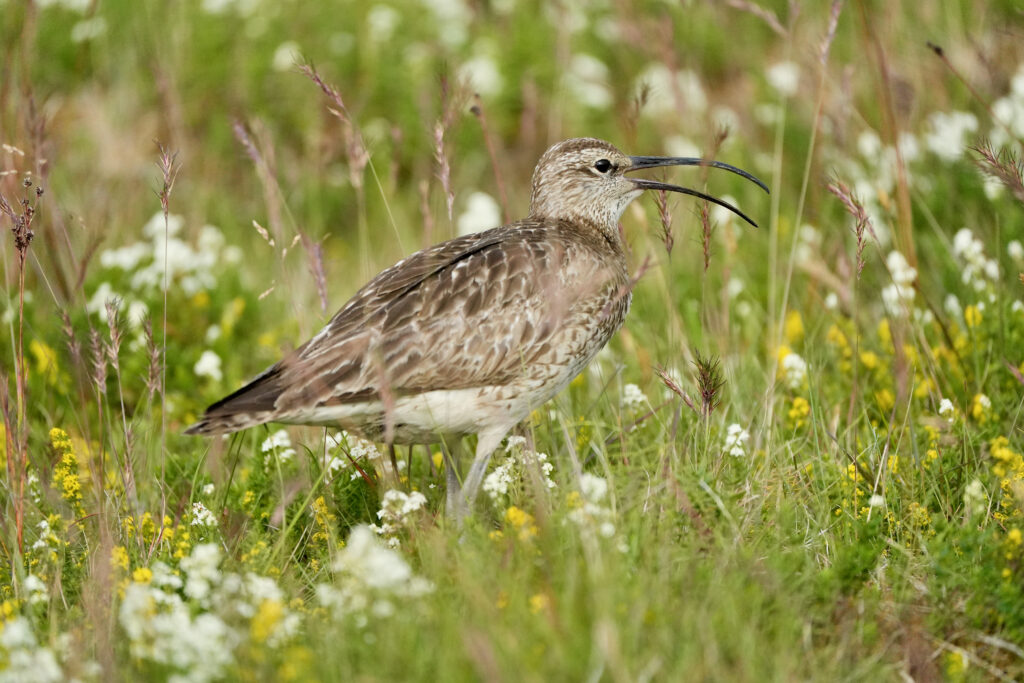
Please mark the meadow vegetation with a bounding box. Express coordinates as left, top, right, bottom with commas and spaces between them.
1, 0, 1024, 680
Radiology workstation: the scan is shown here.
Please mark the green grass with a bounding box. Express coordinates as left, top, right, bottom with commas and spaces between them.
2, 0, 1024, 680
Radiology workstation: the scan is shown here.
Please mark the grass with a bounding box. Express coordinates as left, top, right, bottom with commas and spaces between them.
2, 0, 1024, 680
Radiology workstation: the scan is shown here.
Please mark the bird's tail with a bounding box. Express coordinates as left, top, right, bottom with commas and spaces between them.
184, 364, 285, 436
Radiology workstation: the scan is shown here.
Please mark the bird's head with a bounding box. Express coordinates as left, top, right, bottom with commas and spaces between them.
528, 137, 768, 240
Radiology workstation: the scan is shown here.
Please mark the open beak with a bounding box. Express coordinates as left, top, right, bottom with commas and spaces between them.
627, 155, 770, 228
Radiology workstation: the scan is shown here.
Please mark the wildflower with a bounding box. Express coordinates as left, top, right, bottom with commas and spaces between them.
784, 310, 804, 344
881, 250, 916, 317
923, 110, 978, 161
788, 397, 811, 429
529, 593, 550, 614
49, 428, 84, 518
194, 350, 223, 382
202, 482, 215, 496
567, 473, 616, 538
952, 228, 998, 292
261, 429, 296, 468
311, 496, 337, 546
456, 191, 502, 236
317, 526, 432, 621
970, 393, 992, 422
1007, 528, 1022, 547
180, 543, 223, 604
371, 490, 427, 546
964, 305, 982, 328
190, 502, 218, 528
939, 398, 956, 423
1004, 240, 1024, 266
723, 423, 750, 457
23, 574, 48, 605
779, 349, 807, 390
458, 55, 502, 97
622, 383, 647, 412
868, 494, 885, 508
824, 292, 839, 310
504, 506, 539, 541
964, 479, 988, 518
271, 40, 301, 72
563, 54, 613, 109
111, 546, 130, 573
0, 617, 62, 683
766, 61, 800, 97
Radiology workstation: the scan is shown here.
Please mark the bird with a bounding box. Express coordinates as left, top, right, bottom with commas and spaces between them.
186, 137, 767, 517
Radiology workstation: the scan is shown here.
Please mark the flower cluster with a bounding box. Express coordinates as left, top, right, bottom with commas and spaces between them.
723, 424, 751, 458
566, 473, 616, 538
316, 526, 432, 626
119, 544, 299, 682
371, 490, 428, 547
482, 436, 556, 503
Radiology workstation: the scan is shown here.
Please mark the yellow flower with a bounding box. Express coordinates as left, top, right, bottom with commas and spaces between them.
432, 451, 444, 470
776, 345, 792, 367
877, 319, 891, 347
504, 506, 538, 541
496, 592, 509, 609
859, 351, 879, 370
251, 599, 285, 644
964, 305, 982, 328
528, 593, 549, 614
788, 396, 811, 428
50, 428, 84, 517
784, 310, 804, 344
29, 340, 59, 386
192, 291, 211, 309
970, 394, 992, 423
132, 567, 153, 584
111, 546, 129, 573
1008, 528, 1022, 546
875, 388, 895, 413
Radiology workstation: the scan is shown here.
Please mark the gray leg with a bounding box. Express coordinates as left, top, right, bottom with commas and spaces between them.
459, 427, 511, 511
440, 440, 464, 520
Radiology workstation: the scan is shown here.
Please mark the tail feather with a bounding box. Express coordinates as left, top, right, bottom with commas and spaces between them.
184, 364, 285, 436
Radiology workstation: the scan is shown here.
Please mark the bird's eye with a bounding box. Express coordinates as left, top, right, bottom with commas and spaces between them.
594, 158, 613, 173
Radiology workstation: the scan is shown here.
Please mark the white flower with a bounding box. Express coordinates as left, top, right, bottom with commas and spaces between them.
963, 479, 988, 517
336, 525, 425, 591
366, 5, 400, 41
924, 110, 978, 161
180, 543, 223, 604
564, 54, 612, 109
726, 277, 744, 299
194, 350, 223, 382
622, 383, 647, 411
458, 55, 502, 97
202, 483, 215, 496
70, 16, 107, 42
1008, 240, 1024, 263
1012, 300, 1024, 315
261, 429, 291, 453
824, 292, 839, 310
723, 423, 750, 457
579, 473, 608, 503
190, 502, 218, 528
483, 460, 514, 501
938, 398, 955, 422
781, 352, 807, 390
0, 617, 62, 683
22, 574, 48, 606
766, 61, 800, 97
868, 494, 885, 508
943, 294, 962, 320
457, 191, 501, 236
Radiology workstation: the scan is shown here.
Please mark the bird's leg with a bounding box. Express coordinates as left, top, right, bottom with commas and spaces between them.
440, 439, 464, 521
459, 427, 511, 511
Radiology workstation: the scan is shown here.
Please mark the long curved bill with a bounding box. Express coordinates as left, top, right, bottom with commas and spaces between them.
627, 155, 770, 228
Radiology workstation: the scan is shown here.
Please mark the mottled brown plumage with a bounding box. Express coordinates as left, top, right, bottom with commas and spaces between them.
186, 137, 766, 514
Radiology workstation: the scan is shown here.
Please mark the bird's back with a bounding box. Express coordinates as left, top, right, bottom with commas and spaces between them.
186, 218, 629, 437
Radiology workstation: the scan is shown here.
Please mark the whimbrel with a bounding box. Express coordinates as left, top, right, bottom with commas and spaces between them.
186, 137, 767, 516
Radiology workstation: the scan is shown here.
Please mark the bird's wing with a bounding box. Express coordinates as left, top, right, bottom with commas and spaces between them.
205, 220, 623, 423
